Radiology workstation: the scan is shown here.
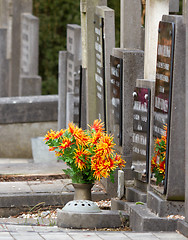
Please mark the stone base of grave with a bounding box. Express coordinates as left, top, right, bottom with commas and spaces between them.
134, 178, 147, 192
111, 199, 177, 232
100, 167, 134, 198
177, 220, 188, 238
57, 210, 129, 229
0, 192, 108, 218
126, 187, 147, 203
147, 191, 185, 217
129, 204, 178, 232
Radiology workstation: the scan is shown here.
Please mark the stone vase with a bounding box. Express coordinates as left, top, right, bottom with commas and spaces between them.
72, 183, 94, 200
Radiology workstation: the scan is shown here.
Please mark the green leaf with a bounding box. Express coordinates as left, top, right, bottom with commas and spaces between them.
136, 202, 145, 205
109, 172, 115, 183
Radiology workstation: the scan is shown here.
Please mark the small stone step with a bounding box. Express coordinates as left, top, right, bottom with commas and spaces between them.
177, 220, 188, 238
126, 187, 147, 203
129, 203, 177, 232
147, 191, 185, 217
111, 198, 135, 214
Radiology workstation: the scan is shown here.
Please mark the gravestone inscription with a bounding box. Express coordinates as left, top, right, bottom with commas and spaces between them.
153, 21, 175, 192
94, 14, 106, 127
20, 13, 39, 76
133, 87, 151, 181
66, 24, 82, 126
110, 55, 123, 146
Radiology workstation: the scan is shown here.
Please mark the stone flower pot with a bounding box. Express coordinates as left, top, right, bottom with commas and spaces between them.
72, 183, 94, 200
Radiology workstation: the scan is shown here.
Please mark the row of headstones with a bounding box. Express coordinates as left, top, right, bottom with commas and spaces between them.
58, 0, 187, 234
0, 0, 41, 97
58, 0, 184, 198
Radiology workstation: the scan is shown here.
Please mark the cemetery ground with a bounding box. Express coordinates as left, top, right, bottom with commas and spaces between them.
0, 159, 186, 239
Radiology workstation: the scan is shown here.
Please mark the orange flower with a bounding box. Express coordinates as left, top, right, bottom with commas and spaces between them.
44, 129, 65, 141
96, 135, 115, 155
68, 122, 89, 145
114, 154, 126, 169
89, 119, 104, 133
44, 129, 56, 141
49, 147, 56, 151
89, 131, 103, 145
59, 138, 72, 150
44, 120, 126, 184
159, 160, 165, 174
74, 147, 89, 170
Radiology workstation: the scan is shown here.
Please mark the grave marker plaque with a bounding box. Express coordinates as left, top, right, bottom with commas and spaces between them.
94, 14, 106, 126
110, 55, 123, 146
66, 24, 82, 126
20, 13, 39, 76
153, 21, 175, 191
133, 87, 151, 181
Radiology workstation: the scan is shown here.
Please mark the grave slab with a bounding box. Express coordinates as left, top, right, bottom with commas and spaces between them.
20, 13, 39, 77
58, 51, 67, 130
11, 0, 32, 96
95, 6, 115, 131
0, 28, 9, 97
120, 0, 143, 50
144, 0, 169, 80
111, 48, 144, 167
80, 0, 107, 124
169, 0, 179, 12
136, 79, 155, 186
19, 76, 41, 96
161, 15, 185, 201
66, 24, 81, 126
184, 0, 188, 230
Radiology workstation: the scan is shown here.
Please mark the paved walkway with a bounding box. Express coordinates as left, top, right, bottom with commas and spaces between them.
0, 160, 187, 239
0, 224, 187, 240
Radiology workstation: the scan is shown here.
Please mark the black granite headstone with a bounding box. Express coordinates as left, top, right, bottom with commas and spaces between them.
133, 87, 151, 181
153, 21, 175, 191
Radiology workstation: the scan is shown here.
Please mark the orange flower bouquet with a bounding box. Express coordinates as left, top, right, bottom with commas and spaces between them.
151, 125, 167, 185
44, 120, 125, 184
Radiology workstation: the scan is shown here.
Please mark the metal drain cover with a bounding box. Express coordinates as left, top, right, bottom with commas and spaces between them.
62, 200, 101, 213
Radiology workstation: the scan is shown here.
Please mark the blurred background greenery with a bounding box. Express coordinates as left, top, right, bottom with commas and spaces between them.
33, 0, 120, 95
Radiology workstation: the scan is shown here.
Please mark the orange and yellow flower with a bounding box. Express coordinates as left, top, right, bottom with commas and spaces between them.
44, 119, 125, 183
68, 122, 89, 145
151, 124, 167, 184
89, 119, 104, 133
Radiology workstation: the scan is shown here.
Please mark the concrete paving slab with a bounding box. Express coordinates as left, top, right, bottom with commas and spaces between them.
32, 226, 63, 232
0, 159, 33, 164
0, 232, 12, 239
5, 224, 33, 232
28, 179, 73, 193
96, 231, 130, 239
0, 182, 32, 194
0, 225, 186, 240
40, 232, 72, 240
28, 180, 64, 193
153, 232, 188, 239
0, 162, 67, 175
11, 232, 43, 240
68, 232, 102, 240
125, 232, 161, 240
